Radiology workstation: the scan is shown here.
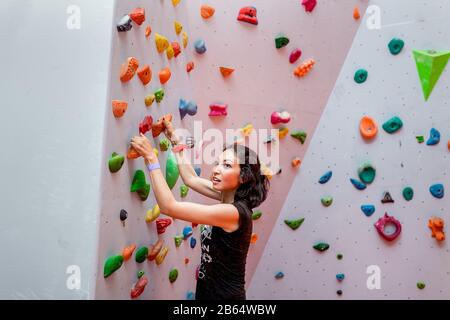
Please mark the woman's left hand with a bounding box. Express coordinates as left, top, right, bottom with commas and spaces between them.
130, 133, 157, 162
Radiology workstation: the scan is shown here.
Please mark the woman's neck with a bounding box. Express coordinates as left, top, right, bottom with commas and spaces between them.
221, 190, 236, 204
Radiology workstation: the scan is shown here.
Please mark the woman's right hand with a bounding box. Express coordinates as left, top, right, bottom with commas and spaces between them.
163, 119, 179, 145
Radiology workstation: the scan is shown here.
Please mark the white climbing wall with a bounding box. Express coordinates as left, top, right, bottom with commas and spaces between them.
248, 0, 450, 299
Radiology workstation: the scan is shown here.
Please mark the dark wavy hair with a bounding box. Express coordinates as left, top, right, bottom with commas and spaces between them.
223, 144, 270, 209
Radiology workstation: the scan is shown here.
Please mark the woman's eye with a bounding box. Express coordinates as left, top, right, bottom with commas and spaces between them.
224, 163, 232, 168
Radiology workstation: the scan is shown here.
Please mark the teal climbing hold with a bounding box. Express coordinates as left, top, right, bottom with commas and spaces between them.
275, 271, 284, 279
252, 210, 262, 220
180, 184, 189, 198
137, 270, 145, 279
275, 34, 289, 49
290, 130, 307, 144
354, 69, 368, 83
402, 187, 414, 201
429, 183, 444, 199
103, 255, 124, 278
382, 116, 403, 134
135, 246, 148, 263
284, 218, 305, 230
166, 151, 179, 190
388, 38, 404, 55
426, 128, 440, 146
183, 226, 193, 239
318, 171, 332, 184
321, 196, 333, 207
174, 235, 184, 247
130, 170, 151, 201
336, 273, 345, 281
350, 178, 366, 190
313, 242, 330, 252
186, 291, 195, 300
361, 204, 375, 217
169, 268, 179, 283
108, 152, 125, 173
358, 162, 376, 184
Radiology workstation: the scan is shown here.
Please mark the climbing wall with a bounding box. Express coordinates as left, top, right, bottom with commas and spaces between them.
248, 0, 450, 299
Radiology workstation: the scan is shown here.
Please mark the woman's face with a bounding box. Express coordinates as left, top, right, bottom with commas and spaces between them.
210, 149, 241, 191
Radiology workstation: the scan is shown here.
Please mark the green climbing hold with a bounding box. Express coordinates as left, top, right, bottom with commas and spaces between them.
382, 116, 403, 134
131, 170, 151, 201
413, 49, 450, 101
180, 184, 189, 198
174, 235, 184, 247
313, 242, 330, 252
275, 34, 289, 49
358, 162, 376, 184
337, 253, 343, 260
402, 187, 414, 201
284, 218, 305, 230
108, 152, 125, 173
252, 210, 262, 220
290, 130, 307, 144
103, 255, 124, 278
388, 38, 404, 55
154, 88, 165, 103
354, 69, 368, 84
416, 135, 424, 143
321, 196, 333, 207
169, 268, 179, 283
166, 151, 179, 190
159, 138, 170, 151
135, 246, 148, 263
137, 270, 145, 279
417, 282, 426, 290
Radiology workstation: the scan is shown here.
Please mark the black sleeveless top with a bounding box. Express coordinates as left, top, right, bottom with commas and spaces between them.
195, 200, 253, 300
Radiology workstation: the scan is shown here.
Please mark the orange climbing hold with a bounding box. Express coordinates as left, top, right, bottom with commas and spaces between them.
127, 146, 141, 159
184, 258, 189, 264
172, 42, 181, 57
429, 217, 445, 241
201, 4, 215, 19
112, 100, 128, 118
292, 157, 301, 168
293, 59, 315, 77
122, 244, 137, 261
219, 66, 234, 77
130, 276, 148, 299
186, 61, 195, 73
359, 116, 378, 140
137, 65, 152, 85
353, 6, 360, 20
447, 140, 450, 150
145, 26, 151, 37
120, 57, 139, 82
152, 114, 173, 138
159, 67, 171, 84
129, 7, 145, 25
148, 239, 164, 261
250, 233, 258, 244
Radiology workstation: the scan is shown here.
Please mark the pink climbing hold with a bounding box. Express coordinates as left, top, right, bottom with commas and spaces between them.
271, 111, 291, 125
208, 104, 228, 116
301, 0, 317, 12
289, 49, 302, 64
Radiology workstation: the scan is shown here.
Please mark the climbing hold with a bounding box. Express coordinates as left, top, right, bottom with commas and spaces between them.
284, 218, 305, 230
350, 178, 366, 190
416, 136, 424, 143
417, 282, 426, 290
172, 42, 181, 57
448, 140, 450, 150
179, 99, 198, 119
135, 246, 148, 263
127, 146, 141, 160
159, 67, 171, 84
183, 226, 193, 239
264, 135, 276, 144
154, 88, 165, 103
145, 204, 160, 223
382, 116, 403, 134
156, 218, 172, 235
137, 270, 145, 279
174, 235, 184, 247
120, 209, 128, 222
148, 239, 163, 261
250, 233, 258, 244
292, 158, 301, 168
321, 196, 333, 207
182, 31, 188, 48
275, 34, 289, 49
413, 49, 450, 101
336, 273, 345, 282
186, 291, 195, 300
139, 115, 153, 135
194, 39, 207, 54
208, 103, 228, 117
144, 94, 155, 107
112, 100, 128, 118
186, 61, 195, 73
428, 217, 445, 241
318, 171, 332, 184
359, 116, 378, 139
122, 244, 136, 261
237, 6, 258, 25
200, 4, 215, 19
313, 242, 330, 252
153, 148, 159, 156
108, 152, 124, 173
337, 290, 343, 296
290, 130, 307, 144
252, 210, 262, 220
120, 57, 139, 83
426, 128, 440, 146
166, 151, 179, 189
381, 191, 394, 204
166, 44, 175, 59
354, 69, 368, 84
159, 139, 170, 152
374, 212, 402, 241
117, 15, 132, 32
172, 0, 181, 7
388, 38, 404, 55
402, 187, 414, 201
169, 268, 179, 283
337, 253, 343, 260
152, 114, 172, 138
353, 6, 360, 20
129, 7, 145, 25
219, 66, 235, 77
184, 258, 189, 264
302, 0, 317, 12
278, 127, 289, 139
361, 205, 376, 217
358, 162, 376, 184
156, 246, 169, 265
289, 49, 302, 64
103, 255, 124, 278
275, 271, 284, 279
145, 26, 151, 38
429, 183, 444, 199
155, 33, 169, 53
173, 144, 188, 153
174, 21, 183, 35
293, 59, 315, 77
190, 237, 197, 249
130, 276, 148, 299
130, 170, 150, 201
180, 184, 189, 198
271, 111, 291, 125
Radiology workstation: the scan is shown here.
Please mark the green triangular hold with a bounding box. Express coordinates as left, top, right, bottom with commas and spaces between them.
284, 218, 305, 230
413, 49, 450, 101
103, 255, 124, 278
131, 170, 151, 201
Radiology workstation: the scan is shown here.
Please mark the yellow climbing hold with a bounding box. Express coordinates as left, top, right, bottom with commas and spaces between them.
155, 33, 169, 53
156, 246, 169, 265
153, 148, 159, 157
166, 44, 174, 59
278, 127, 289, 139
240, 123, 254, 137
174, 21, 183, 35
172, 0, 181, 7
182, 31, 188, 48
145, 204, 161, 223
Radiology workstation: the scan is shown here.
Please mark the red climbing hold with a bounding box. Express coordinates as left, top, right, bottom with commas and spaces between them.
129, 8, 145, 25
208, 104, 228, 116
156, 218, 172, 234
289, 49, 302, 64
139, 115, 153, 135
301, 0, 317, 13
172, 42, 181, 57
237, 7, 258, 25
130, 276, 148, 299
271, 111, 291, 125
186, 61, 195, 73
152, 114, 173, 138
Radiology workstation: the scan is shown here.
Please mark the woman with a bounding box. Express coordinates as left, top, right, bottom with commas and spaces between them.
130, 120, 270, 300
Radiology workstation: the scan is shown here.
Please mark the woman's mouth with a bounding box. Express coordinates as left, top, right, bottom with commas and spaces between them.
212, 177, 221, 184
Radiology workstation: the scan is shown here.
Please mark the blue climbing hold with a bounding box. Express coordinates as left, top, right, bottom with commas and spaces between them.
275, 271, 284, 279
194, 167, 201, 176
179, 99, 198, 120
194, 39, 207, 54
190, 237, 197, 249
350, 178, 366, 190
430, 183, 444, 199
336, 273, 345, 281
361, 205, 375, 217
426, 128, 441, 146
318, 171, 332, 184
186, 291, 195, 300
183, 226, 193, 239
